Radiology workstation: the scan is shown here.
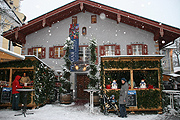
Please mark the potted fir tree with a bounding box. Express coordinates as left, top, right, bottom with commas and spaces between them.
88, 38, 98, 88
87, 38, 100, 105
59, 37, 73, 104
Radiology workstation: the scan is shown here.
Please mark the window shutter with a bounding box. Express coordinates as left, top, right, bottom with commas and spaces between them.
28, 48, 33, 55
99, 45, 105, 56
62, 49, 66, 57
115, 45, 121, 55
49, 47, 54, 58
127, 45, 132, 55
142, 44, 148, 55
54, 47, 58, 59
95, 47, 98, 64
41, 47, 46, 59
60, 47, 65, 57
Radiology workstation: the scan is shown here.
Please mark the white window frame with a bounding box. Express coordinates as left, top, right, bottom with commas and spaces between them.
79, 46, 90, 61
55, 47, 63, 58
132, 44, 142, 55
33, 48, 41, 58
105, 46, 115, 56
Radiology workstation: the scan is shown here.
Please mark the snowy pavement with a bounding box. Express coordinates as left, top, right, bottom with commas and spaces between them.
0, 103, 179, 120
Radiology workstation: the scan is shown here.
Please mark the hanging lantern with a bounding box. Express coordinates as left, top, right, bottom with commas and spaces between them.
75, 65, 79, 70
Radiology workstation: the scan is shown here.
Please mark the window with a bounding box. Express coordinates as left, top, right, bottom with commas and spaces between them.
127, 44, 148, 55
49, 46, 65, 59
82, 27, 87, 36
28, 47, 46, 59
132, 44, 142, 55
72, 16, 77, 25
91, 15, 97, 23
105, 46, 115, 55
54, 47, 64, 58
100, 44, 121, 56
33, 48, 42, 58
79, 46, 90, 62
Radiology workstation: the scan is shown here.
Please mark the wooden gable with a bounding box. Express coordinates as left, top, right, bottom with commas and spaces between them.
2, 0, 180, 50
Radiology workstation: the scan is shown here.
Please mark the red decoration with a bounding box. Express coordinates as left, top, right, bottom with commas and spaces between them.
148, 85, 154, 89
106, 84, 111, 89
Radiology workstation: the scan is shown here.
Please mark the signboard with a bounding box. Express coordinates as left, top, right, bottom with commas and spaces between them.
127, 90, 137, 107
1, 87, 12, 103
69, 24, 79, 71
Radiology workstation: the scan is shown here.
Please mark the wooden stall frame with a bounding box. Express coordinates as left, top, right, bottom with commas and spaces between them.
101, 55, 164, 112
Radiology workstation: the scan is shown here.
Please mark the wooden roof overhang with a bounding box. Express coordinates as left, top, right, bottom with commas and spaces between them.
0, 47, 25, 63
2, 0, 180, 50
101, 55, 164, 62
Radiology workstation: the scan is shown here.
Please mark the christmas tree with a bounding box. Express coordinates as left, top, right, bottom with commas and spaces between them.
34, 62, 56, 106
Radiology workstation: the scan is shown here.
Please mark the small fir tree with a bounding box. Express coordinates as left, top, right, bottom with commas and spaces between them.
59, 37, 73, 93
88, 38, 98, 88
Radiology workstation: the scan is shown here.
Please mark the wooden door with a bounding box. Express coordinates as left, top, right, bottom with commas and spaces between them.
77, 74, 90, 99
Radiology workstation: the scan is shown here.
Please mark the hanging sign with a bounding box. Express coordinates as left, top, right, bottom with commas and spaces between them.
69, 24, 79, 71
1, 87, 12, 103
127, 90, 137, 107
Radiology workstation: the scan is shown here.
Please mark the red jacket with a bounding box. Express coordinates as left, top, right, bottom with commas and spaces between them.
12, 75, 23, 94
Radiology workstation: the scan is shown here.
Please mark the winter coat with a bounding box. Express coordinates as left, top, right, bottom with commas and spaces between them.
119, 82, 128, 104
12, 75, 23, 94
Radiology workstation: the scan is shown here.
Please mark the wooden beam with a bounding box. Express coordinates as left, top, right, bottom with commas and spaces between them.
130, 69, 133, 90
0, 66, 34, 70
9, 68, 12, 87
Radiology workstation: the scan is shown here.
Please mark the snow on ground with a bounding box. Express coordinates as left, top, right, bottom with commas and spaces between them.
0, 103, 178, 120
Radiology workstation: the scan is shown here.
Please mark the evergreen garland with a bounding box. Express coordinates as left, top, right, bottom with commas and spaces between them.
104, 60, 160, 69
0, 59, 36, 68
88, 38, 98, 88
105, 89, 161, 109
137, 89, 161, 109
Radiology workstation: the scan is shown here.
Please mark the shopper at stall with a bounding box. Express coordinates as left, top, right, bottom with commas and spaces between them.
119, 78, 128, 118
12, 75, 23, 110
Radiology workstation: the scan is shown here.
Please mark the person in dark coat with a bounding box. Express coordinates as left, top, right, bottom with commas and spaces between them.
119, 78, 128, 118
12, 75, 23, 110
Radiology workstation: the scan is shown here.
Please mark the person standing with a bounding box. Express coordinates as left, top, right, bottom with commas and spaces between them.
119, 78, 128, 118
12, 75, 23, 110
20, 73, 31, 84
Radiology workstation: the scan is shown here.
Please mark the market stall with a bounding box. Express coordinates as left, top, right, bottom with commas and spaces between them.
0, 55, 56, 108
100, 55, 164, 112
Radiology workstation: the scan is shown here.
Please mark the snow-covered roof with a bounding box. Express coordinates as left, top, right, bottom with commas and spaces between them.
174, 67, 180, 73
25, 55, 51, 68
101, 55, 165, 58
168, 74, 180, 77
164, 43, 176, 49
163, 73, 180, 77
0, 47, 25, 62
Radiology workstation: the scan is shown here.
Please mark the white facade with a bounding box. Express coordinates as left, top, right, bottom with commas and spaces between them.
23, 12, 159, 97
24, 12, 157, 70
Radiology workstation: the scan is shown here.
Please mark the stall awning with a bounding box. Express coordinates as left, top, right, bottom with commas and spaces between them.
0, 47, 25, 62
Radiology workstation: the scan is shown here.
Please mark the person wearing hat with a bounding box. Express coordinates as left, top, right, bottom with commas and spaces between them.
119, 78, 128, 118
12, 75, 23, 110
